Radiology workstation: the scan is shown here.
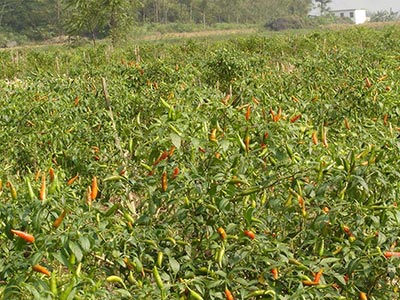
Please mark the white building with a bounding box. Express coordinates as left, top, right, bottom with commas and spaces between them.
331, 9, 367, 24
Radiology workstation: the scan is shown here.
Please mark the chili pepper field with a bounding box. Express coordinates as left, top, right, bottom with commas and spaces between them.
0, 25, 400, 299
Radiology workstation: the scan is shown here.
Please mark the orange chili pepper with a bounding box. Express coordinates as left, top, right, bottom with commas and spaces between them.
11, 229, 35, 243
53, 209, 68, 228
224, 289, 234, 300
244, 230, 255, 240
161, 171, 167, 192
217, 227, 227, 240
245, 105, 251, 121
290, 114, 301, 123
313, 269, 323, 283
39, 173, 46, 201
32, 264, 50, 276
49, 168, 55, 183
271, 268, 279, 280
67, 174, 79, 185
91, 176, 98, 200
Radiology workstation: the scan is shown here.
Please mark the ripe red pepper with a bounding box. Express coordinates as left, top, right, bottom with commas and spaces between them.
153, 151, 169, 166
359, 291, 368, 300
290, 114, 301, 123
244, 136, 250, 152
11, 229, 35, 243
53, 209, 68, 228
49, 167, 55, 183
39, 173, 46, 201
384, 251, 400, 258
313, 269, 323, 284
244, 230, 255, 240
210, 129, 217, 142
168, 146, 176, 157
67, 174, 79, 185
225, 289, 234, 300
271, 268, 278, 280
32, 264, 50, 276
364, 77, 372, 88
217, 227, 227, 240
302, 280, 318, 286
172, 167, 179, 179
245, 105, 251, 121
91, 176, 98, 200
161, 171, 167, 192
312, 131, 318, 145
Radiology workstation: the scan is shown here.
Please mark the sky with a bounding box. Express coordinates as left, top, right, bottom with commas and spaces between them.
311, 0, 400, 14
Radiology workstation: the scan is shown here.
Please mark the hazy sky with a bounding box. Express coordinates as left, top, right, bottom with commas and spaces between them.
313, 0, 400, 13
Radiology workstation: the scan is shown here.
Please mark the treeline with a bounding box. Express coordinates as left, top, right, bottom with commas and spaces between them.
0, 0, 313, 42
137, 0, 312, 24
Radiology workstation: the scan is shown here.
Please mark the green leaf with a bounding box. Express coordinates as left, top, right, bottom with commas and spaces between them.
79, 236, 91, 252
115, 289, 132, 297
31, 252, 44, 265
170, 133, 182, 149
52, 251, 70, 268
69, 241, 83, 262
244, 207, 255, 227
169, 257, 180, 274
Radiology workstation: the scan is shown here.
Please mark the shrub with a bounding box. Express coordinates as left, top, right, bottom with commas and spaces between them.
265, 16, 308, 31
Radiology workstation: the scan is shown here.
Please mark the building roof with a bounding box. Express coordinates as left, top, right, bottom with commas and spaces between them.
330, 9, 366, 12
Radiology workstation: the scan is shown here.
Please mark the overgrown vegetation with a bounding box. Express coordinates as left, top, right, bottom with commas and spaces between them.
0, 25, 400, 299
0, 0, 312, 45
264, 15, 352, 31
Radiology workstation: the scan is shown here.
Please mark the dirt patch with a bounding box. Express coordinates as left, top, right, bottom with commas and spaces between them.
135, 28, 258, 41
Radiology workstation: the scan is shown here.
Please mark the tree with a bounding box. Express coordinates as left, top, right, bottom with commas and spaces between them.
370, 10, 399, 22
0, 0, 62, 39
314, 0, 331, 15
63, 0, 132, 46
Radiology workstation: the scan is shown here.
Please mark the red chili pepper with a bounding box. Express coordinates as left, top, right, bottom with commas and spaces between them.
225, 289, 234, 300
383, 114, 389, 126
11, 229, 35, 243
53, 209, 68, 228
91, 176, 98, 200
217, 227, 227, 240
244, 230, 255, 240
39, 173, 46, 201
67, 174, 79, 185
244, 136, 250, 152
172, 167, 179, 179
153, 151, 169, 166
49, 168, 55, 183
313, 269, 323, 283
384, 251, 400, 258
343, 225, 353, 237
365, 77, 372, 88
269, 108, 275, 120
32, 264, 50, 276
169, 146, 176, 157
245, 105, 251, 121
344, 118, 350, 130
161, 171, 167, 192
273, 107, 282, 122
210, 129, 217, 142
290, 114, 301, 123
359, 291, 368, 300
271, 268, 278, 280
312, 131, 319, 145
302, 280, 318, 286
